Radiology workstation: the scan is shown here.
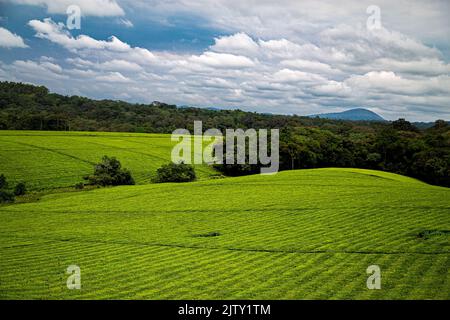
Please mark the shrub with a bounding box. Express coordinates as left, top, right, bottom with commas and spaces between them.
0, 190, 15, 203
83, 156, 135, 186
194, 232, 221, 237
0, 174, 15, 203
13, 182, 26, 196
155, 162, 196, 183
74, 182, 84, 190
0, 174, 7, 189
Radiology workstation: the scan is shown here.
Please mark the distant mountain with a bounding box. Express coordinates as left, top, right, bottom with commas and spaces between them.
309, 108, 385, 121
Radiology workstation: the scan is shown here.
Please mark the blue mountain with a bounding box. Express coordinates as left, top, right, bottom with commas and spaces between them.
309, 108, 385, 121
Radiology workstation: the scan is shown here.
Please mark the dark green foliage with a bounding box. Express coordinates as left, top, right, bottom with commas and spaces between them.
214, 125, 450, 187
212, 137, 261, 176
155, 162, 196, 183
0, 174, 15, 203
417, 230, 450, 239
392, 118, 419, 132
0, 190, 15, 203
13, 182, 26, 196
84, 156, 135, 186
0, 174, 7, 189
74, 182, 84, 190
433, 119, 448, 130
194, 232, 221, 237
213, 163, 258, 176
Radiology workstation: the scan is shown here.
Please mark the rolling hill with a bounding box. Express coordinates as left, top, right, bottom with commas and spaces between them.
0, 131, 449, 299
0, 130, 217, 190
309, 108, 385, 121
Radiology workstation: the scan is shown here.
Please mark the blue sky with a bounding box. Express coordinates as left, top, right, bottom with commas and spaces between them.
0, 0, 449, 121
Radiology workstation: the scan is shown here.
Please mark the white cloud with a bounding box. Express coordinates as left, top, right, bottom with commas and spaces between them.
310, 81, 352, 97
9, 0, 124, 17
189, 51, 256, 69
0, 27, 28, 48
28, 18, 158, 66
211, 33, 259, 55
345, 71, 450, 96
97, 59, 142, 72
371, 58, 450, 76
10, 60, 67, 80
280, 59, 343, 76
319, 25, 440, 64
28, 18, 131, 51
67, 58, 142, 72
273, 69, 327, 83
118, 18, 134, 28
96, 71, 131, 83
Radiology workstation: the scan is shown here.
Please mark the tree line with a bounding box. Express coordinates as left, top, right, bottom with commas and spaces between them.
214, 119, 449, 187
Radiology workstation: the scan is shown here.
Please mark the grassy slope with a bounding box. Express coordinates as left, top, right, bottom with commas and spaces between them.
0, 130, 217, 190
0, 165, 449, 299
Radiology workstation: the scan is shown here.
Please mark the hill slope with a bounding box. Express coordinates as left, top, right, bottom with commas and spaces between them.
309, 108, 385, 121
0, 168, 449, 299
0, 130, 217, 190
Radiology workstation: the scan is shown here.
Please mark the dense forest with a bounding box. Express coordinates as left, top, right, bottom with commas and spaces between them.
0, 81, 449, 187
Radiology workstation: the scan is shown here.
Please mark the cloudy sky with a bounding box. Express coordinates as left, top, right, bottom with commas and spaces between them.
0, 0, 449, 121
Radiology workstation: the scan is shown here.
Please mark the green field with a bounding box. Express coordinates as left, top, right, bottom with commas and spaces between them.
0, 131, 449, 299
0, 130, 217, 190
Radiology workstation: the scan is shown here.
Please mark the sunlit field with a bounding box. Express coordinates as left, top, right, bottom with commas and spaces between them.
0, 130, 216, 190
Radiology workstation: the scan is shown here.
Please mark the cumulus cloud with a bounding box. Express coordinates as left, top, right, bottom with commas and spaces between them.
189, 52, 256, 69
9, 0, 124, 17
371, 58, 450, 76
273, 69, 327, 83
211, 33, 259, 55
28, 18, 130, 51
345, 71, 450, 96
0, 27, 28, 48
28, 18, 158, 66
9, 60, 67, 81
67, 58, 143, 72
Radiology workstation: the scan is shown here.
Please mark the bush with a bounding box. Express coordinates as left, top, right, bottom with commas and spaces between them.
0, 190, 15, 203
0, 174, 7, 189
0, 174, 15, 203
74, 182, 84, 189
83, 156, 135, 186
155, 162, 196, 183
13, 182, 26, 196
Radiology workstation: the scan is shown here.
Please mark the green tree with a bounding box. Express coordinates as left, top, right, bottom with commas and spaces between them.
0, 174, 7, 189
155, 162, 196, 183
14, 182, 26, 196
0, 174, 15, 203
84, 156, 135, 186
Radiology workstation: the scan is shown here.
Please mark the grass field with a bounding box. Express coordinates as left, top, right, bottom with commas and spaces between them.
0, 131, 449, 299
0, 130, 217, 190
